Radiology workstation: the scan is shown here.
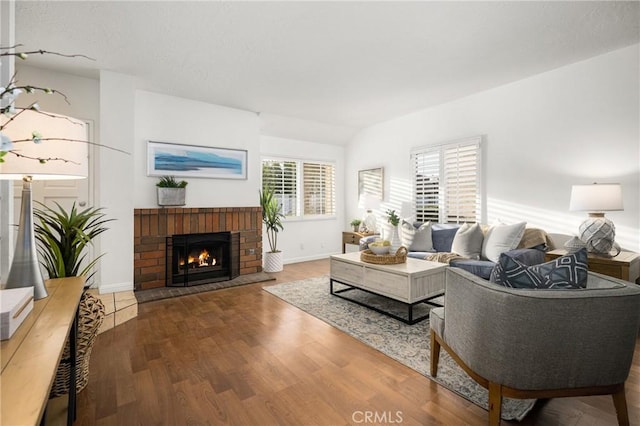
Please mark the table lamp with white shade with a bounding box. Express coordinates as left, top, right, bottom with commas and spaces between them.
358, 194, 381, 233
569, 183, 623, 256
0, 109, 87, 299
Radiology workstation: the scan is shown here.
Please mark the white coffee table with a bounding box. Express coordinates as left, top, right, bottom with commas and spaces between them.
329, 252, 447, 324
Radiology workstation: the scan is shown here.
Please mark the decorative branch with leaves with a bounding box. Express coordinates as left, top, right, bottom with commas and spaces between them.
0, 44, 128, 163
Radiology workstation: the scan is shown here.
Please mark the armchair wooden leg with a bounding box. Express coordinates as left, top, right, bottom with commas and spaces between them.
488, 382, 502, 426
612, 385, 629, 426
430, 330, 441, 377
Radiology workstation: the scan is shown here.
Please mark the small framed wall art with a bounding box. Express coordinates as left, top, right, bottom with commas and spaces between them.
147, 141, 247, 180
358, 167, 384, 200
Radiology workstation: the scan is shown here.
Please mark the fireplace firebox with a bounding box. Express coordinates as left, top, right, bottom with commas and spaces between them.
166, 231, 239, 287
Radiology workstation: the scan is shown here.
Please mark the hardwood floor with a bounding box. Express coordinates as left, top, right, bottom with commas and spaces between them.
72, 258, 640, 425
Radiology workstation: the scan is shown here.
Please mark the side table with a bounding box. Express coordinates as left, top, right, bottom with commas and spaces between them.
545, 249, 640, 284
342, 231, 374, 253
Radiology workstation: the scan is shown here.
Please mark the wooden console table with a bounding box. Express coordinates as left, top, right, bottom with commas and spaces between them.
545, 249, 640, 284
1, 276, 85, 425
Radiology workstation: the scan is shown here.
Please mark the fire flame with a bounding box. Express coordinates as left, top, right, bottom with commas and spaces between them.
198, 249, 209, 266
179, 248, 215, 268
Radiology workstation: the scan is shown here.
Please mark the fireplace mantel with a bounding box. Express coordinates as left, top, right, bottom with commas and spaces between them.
133, 207, 262, 291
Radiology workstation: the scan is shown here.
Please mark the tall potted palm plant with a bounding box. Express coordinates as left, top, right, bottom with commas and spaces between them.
259, 187, 285, 272
33, 202, 113, 396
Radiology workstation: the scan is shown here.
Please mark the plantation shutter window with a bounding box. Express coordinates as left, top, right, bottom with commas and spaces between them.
261, 158, 336, 219
303, 162, 336, 216
413, 150, 441, 223
261, 160, 298, 217
412, 137, 481, 224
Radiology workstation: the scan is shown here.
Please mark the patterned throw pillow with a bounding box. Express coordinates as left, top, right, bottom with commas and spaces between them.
399, 220, 416, 248
490, 248, 588, 289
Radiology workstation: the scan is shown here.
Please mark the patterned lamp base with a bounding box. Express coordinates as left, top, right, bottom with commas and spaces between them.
578, 213, 615, 255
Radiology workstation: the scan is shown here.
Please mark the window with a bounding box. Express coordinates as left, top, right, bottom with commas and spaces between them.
262, 158, 336, 218
412, 137, 481, 224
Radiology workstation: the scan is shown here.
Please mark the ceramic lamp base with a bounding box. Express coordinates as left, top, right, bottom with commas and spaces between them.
4, 178, 48, 300
362, 210, 377, 233
578, 213, 615, 255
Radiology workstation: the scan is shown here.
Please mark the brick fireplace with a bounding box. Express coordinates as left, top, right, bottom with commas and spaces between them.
134, 207, 262, 291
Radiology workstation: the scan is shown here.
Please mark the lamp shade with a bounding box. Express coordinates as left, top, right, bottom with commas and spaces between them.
0, 109, 88, 180
569, 183, 623, 212
358, 193, 381, 210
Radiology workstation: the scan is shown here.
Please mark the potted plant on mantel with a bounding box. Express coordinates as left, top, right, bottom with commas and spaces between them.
156, 175, 188, 207
259, 187, 285, 272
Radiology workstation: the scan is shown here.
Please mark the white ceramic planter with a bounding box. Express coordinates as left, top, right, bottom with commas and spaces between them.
263, 251, 283, 272
381, 223, 402, 254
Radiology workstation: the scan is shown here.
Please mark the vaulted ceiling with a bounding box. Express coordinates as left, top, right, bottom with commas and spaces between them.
15, 1, 640, 142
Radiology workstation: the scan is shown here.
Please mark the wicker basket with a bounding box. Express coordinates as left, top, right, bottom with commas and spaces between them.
360, 246, 408, 264
50, 291, 105, 397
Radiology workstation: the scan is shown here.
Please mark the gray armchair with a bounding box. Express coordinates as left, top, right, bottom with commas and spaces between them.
430, 267, 640, 425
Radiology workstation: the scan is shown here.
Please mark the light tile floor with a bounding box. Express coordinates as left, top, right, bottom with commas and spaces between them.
86, 289, 138, 334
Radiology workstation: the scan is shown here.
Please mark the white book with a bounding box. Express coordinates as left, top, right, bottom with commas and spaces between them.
0, 287, 34, 340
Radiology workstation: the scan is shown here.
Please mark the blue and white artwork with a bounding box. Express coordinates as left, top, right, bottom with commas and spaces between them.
147, 141, 247, 180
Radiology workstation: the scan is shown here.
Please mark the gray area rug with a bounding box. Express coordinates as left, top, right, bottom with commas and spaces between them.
263, 275, 536, 421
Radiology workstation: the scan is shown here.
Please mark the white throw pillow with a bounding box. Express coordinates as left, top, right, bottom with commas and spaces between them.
409, 222, 433, 252
481, 221, 527, 262
399, 220, 416, 248
451, 223, 484, 260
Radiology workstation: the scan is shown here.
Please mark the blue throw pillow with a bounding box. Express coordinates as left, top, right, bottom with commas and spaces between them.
490, 248, 588, 289
432, 227, 459, 252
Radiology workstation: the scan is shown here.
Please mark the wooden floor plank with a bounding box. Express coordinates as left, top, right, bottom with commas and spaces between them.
68, 258, 640, 425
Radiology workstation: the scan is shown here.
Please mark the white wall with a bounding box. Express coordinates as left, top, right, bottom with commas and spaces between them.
346, 45, 640, 252
260, 135, 345, 262
98, 70, 136, 293
134, 91, 261, 208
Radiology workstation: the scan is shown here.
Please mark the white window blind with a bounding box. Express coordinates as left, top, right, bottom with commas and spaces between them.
303, 162, 335, 216
412, 137, 481, 224
262, 158, 336, 218
262, 160, 298, 216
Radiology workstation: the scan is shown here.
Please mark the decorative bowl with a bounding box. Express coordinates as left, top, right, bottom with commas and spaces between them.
369, 244, 391, 255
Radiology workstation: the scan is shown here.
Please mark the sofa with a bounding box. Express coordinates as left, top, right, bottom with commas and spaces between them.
360, 222, 547, 279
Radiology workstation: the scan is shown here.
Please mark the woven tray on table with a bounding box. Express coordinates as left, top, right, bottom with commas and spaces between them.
360, 246, 408, 264
50, 291, 105, 397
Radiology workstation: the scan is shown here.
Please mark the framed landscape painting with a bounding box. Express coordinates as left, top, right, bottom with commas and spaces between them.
147, 141, 248, 180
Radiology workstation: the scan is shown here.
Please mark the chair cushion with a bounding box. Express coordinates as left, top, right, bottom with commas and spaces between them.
490, 248, 588, 289
429, 307, 445, 337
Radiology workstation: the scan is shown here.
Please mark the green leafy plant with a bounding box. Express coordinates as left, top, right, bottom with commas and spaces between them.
34, 202, 113, 282
386, 209, 400, 226
156, 175, 188, 188
350, 218, 362, 227
259, 187, 285, 253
